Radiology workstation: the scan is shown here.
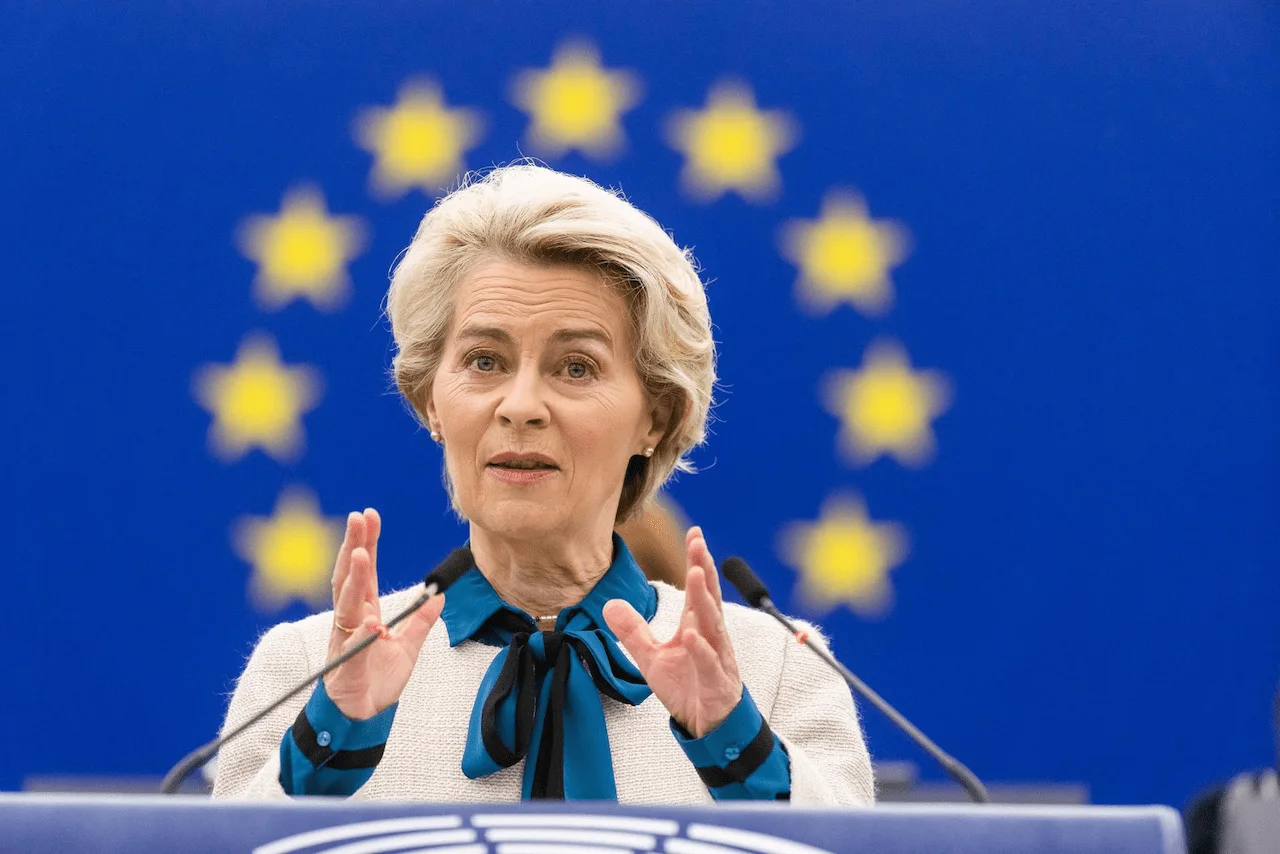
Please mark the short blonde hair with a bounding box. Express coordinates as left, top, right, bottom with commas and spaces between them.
384, 162, 716, 522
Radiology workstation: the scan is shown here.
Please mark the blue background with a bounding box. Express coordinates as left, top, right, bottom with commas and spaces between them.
2, 1, 1277, 808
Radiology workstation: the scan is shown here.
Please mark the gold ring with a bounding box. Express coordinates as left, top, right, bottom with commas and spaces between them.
333, 620, 357, 634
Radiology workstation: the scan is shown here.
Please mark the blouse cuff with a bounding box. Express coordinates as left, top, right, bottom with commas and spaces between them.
278, 680, 397, 796
669, 685, 792, 800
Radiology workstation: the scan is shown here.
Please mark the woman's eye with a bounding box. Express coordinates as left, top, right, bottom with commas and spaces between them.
472, 355, 497, 372
564, 360, 594, 379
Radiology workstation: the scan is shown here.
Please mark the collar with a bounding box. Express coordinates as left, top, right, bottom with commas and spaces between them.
440, 532, 657, 647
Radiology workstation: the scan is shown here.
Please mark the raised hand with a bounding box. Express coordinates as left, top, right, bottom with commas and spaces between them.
322, 508, 445, 720
604, 526, 743, 737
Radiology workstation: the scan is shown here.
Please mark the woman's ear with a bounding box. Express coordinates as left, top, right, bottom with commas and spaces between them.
423, 389, 441, 438
643, 394, 676, 451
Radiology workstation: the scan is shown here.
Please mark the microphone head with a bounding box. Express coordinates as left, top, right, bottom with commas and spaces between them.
721, 556, 771, 608
424, 547, 474, 593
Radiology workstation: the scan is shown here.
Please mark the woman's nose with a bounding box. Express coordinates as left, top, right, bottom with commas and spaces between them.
494, 365, 550, 427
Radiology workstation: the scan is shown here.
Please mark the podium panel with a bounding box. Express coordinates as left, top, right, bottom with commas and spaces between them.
0, 793, 1185, 854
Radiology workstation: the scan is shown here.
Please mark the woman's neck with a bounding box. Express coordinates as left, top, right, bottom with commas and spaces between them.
468, 526, 615, 618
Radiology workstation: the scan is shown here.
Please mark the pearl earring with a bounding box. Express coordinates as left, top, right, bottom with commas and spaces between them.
430, 430, 442, 443
643, 447, 654, 458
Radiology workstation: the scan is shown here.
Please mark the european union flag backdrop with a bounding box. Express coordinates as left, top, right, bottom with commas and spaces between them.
3, 2, 1277, 807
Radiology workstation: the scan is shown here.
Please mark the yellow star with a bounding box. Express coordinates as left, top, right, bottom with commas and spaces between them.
192, 334, 323, 463
509, 39, 642, 160
234, 487, 343, 611
779, 494, 908, 616
354, 79, 485, 198
779, 191, 910, 316
664, 79, 799, 203
823, 339, 951, 467
236, 185, 367, 311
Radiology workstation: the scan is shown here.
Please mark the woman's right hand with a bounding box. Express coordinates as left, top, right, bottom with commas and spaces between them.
322, 508, 445, 720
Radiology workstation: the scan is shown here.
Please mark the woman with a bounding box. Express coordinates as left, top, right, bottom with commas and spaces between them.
213, 163, 875, 804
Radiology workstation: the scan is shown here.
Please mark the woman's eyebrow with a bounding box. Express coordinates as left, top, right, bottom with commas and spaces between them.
454, 325, 613, 349
455, 325, 514, 345
550, 328, 613, 349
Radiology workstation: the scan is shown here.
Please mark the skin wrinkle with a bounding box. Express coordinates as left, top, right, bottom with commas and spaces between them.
426, 260, 668, 618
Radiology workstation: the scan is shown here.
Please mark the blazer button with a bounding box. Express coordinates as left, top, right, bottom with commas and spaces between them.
724, 746, 740, 761
317, 731, 332, 747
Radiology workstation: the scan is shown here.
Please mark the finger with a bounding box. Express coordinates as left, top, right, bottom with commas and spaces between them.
356, 545, 382, 618
329, 544, 369, 659
331, 512, 365, 603
354, 524, 381, 612
690, 556, 741, 678
336, 546, 377, 635
692, 534, 723, 606
685, 531, 711, 586
392, 591, 446, 659
363, 507, 381, 577
604, 599, 659, 672
685, 525, 702, 551
678, 567, 702, 638
685, 562, 725, 655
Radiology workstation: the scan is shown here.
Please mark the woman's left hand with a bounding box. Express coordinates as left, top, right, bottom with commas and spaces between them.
604, 526, 743, 738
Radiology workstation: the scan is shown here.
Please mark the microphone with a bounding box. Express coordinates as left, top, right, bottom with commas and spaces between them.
720, 556, 991, 804
159, 548, 474, 794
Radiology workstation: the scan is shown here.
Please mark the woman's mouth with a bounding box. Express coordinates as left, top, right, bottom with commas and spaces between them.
487, 455, 559, 484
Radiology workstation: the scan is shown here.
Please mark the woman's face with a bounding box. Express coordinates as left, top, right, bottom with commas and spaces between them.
427, 259, 665, 542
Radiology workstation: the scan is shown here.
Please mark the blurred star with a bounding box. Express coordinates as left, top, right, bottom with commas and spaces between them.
780, 191, 910, 316
823, 339, 951, 467
664, 78, 798, 204
779, 493, 908, 616
354, 79, 485, 198
192, 334, 323, 463
234, 487, 343, 610
236, 185, 367, 311
510, 38, 642, 160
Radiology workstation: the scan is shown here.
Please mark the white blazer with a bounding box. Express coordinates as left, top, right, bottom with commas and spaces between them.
212, 580, 876, 805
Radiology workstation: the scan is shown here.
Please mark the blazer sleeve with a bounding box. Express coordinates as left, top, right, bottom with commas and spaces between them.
211, 621, 310, 800
767, 619, 876, 805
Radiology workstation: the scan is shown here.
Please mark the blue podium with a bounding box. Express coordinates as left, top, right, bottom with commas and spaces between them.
0, 794, 1185, 854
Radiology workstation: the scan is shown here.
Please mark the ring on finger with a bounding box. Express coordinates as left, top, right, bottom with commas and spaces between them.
334, 620, 357, 634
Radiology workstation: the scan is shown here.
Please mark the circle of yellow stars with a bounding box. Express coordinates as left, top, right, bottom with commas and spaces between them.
191, 36, 954, 616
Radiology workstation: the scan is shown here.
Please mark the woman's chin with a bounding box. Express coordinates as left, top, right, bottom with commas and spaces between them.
472, 498, 571, 540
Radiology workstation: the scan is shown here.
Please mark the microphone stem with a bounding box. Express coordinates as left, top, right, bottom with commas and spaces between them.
760, 599, 990, 804
159, 586, 436, 794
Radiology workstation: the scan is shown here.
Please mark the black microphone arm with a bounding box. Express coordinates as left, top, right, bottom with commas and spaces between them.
720, 556, 990, 804
159, 547, 473, 795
